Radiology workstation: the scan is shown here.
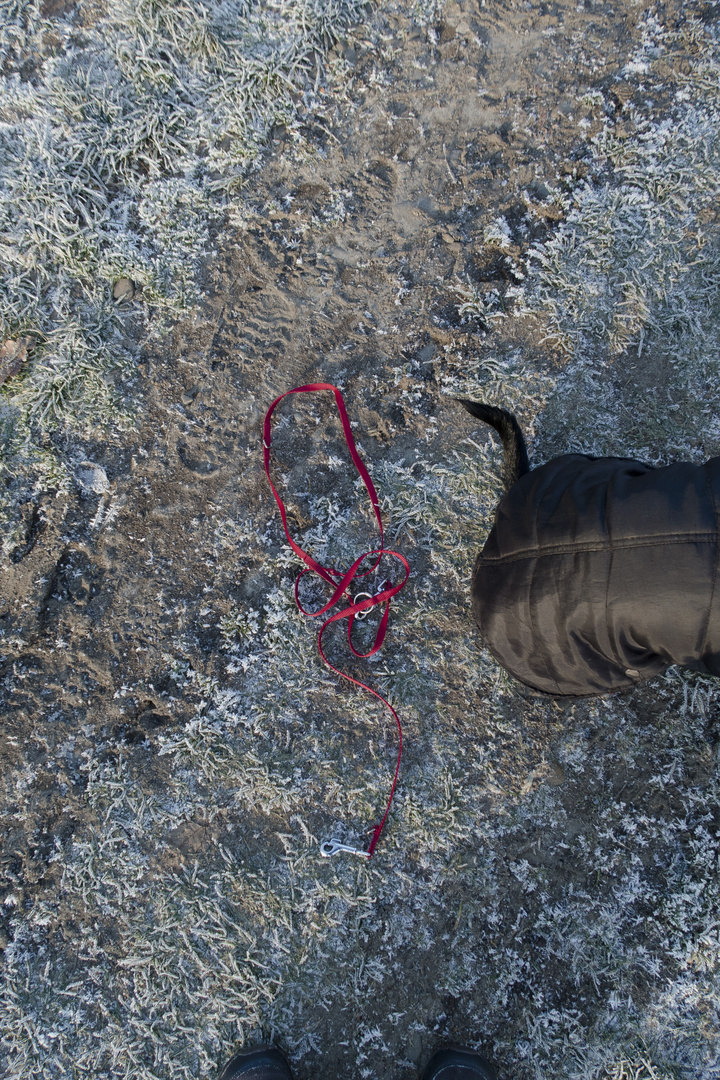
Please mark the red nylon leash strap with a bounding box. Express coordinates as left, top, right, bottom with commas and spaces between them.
262, 383, 409, 858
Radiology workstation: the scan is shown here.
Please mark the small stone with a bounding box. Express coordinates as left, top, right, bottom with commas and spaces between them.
545, 763, 566, 787
625, 668, 640, 678
437, 20, 457, 43
611, 82, 634, 109
75, 461, 110, 498
112, 278, 136, 303
0, 337, 30, 386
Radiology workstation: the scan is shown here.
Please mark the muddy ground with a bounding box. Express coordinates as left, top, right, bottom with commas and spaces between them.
3, 1, 718, 1077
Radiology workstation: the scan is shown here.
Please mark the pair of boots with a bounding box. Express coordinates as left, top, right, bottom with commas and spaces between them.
220, 1044, 497, 1080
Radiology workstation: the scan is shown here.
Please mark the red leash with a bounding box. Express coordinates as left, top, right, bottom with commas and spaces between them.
262, 384, 409, 858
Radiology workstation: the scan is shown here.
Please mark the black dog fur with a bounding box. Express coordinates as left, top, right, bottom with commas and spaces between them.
460, 399, 720, 697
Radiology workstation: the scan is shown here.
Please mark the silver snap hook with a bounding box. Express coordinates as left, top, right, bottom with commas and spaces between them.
320, 839, 370, 858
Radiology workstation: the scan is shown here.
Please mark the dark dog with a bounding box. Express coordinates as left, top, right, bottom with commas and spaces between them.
459, 399, 720, 696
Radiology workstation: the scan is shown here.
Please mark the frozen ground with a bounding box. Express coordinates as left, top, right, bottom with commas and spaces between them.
2, 1, 720, 1078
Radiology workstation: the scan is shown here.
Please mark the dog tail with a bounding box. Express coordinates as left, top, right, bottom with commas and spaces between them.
457, 399, 530, 492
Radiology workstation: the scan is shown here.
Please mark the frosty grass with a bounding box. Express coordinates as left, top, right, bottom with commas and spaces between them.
2, 4, 720, 1080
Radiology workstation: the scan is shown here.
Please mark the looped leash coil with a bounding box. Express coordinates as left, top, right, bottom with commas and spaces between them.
263, 383, 409, 858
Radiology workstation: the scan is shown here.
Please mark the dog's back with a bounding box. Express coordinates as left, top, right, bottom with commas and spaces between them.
461, 400, 720, 696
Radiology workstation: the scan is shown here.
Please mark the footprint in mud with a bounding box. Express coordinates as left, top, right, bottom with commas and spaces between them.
11, 501, 46, 563
39, 545, 106, 627
176, 438, 223, 475
367, 156, 398, 191
211, 278, 298, 363
113, 698, 172, 747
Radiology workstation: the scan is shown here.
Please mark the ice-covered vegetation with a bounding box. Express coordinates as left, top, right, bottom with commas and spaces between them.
2, 4, 720, 1080
0, 0, 365, 554
524, 16, 720, 465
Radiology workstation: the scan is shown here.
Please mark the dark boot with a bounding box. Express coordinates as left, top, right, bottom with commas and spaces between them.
421, 1046, 498, 1080
219, 1045, 294, 1080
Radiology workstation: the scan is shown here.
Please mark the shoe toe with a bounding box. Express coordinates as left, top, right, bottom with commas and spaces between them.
219, 1045, 293, 1080
420, 1046, 497, 1080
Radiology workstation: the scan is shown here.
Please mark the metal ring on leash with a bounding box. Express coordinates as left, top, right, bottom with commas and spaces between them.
353, 592, 373, 619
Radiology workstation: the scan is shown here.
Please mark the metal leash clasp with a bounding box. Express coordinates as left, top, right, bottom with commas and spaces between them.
320, 839, 371, 858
